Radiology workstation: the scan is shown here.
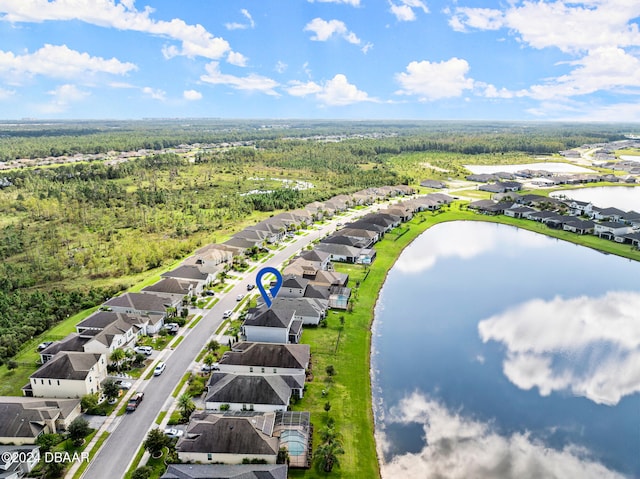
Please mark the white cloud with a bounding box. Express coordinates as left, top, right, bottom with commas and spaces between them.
361, 42, 374, 54
526, 47, 640, 100
304, 18, 361, 45
183, 89, 202, 100
225, 8, 255, 30
308, 0, 361, 5
389, 0, 429, 22
395, 57, 475, 100
0, 44, 136, 80
287, 74, 374, 106
478, 291, 640, 405
226, 51, 248, 67
200, 61, 279, 96
39, 83, 89, 113
142, 86, 166, 101
380, 392, 626, 479
0, 0, 232, 61
450, 1, 640, 54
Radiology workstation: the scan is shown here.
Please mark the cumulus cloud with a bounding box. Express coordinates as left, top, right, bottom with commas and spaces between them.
395, 57, 475, 100
304, 18, 361, 45
200, 61, 279, 96
0, 0, 232, 61
478, 291, 640, 405
389, 0, 429, 22
225, 8, 255, 30
183, 89, 202, 100
226, 51, 248, 67
39, 83, 89, 113
380, 392, 625, 479
287, 74, 374, 106
0, 44, 136, 80
142, 86, 166, 101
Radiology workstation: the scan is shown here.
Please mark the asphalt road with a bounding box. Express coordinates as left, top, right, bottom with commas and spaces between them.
80, 208, 372, 479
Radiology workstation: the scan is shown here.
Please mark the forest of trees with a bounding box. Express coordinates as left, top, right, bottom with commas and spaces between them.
0, 120, 635, 363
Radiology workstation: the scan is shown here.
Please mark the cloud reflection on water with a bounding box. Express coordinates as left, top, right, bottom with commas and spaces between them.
380, 391, 625, 479
394, 222, 550, 274
478, 291, 640, 405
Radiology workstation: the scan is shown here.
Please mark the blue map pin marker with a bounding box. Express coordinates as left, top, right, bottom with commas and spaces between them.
255, 267, 283, 308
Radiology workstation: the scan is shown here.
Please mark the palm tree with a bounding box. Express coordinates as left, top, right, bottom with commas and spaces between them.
109, 348, 126, 372
315, 440, 344, 473
203, 353, 216, 373
177, 393, 195, 421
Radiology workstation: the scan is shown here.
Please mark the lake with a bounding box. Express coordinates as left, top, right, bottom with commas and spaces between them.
372, 221, 640, 479
550, 186, 640, 212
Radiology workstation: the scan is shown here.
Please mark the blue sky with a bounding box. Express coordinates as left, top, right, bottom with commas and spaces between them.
0, 0, 639, 121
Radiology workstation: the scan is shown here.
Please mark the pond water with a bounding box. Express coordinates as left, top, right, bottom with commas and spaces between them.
372, 221, 640, 479
550, 186, 640, 212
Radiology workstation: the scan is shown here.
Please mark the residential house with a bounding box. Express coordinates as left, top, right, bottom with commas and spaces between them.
162, 265, 215, 290
332, 227, 379, 246
0, 397, 81, 444
143, 277, 199, 300
222, 237, 257, 254
566, 200, 594, 217
161, 464, 288, 479
38, 334, 88, 364
102, 292, 176, 330
468, 200, 508, 215
271, 297, 326, 326
329, 286, 352, 309
26, 352, 107, 399
383, 205, 413, 222
504, 205, 536, 219
189, 244, 234, 266
0, 445, 40, 478
217, 342, 310, 377
314, 243, 362, 263
278, 275, 309, 298
175, 412, 279, 465
593, 221, 634, 240
204, 374, 295, 412
563, 219, 595, 235
591, 206, 627, 222
298, 249, 331, 270
420, 179, 446, 189
242, 309, 302, 344
525, 210, 561, 222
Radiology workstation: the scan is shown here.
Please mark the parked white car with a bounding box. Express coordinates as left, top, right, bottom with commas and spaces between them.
153, 361, 166, 376
223, 310, 233, 319
134, 346, 153, 356
164, 428, 184, 439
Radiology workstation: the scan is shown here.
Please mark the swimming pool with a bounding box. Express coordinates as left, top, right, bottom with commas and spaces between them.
280, 429, 306, 456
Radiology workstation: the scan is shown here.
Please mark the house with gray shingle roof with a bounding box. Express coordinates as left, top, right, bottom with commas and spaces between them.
278, 275, 309, 298
205, 374, 295, 412
0, 397, 81, 444
103, 292, 177, 325
271, 297, 326, 325
161, 464, 288, 479
176, 413, 279, 464
218, 342, 310, 375
242, 309, 302, 344
26, 352, 107, 399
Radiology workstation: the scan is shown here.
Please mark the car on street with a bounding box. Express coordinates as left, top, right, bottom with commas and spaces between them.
115, 380, 132, 390
164, 428, 184, 439
236, 294, 244, 301
204, 290, 215, 296
133, 346, 153, 356
246, 284, 255, 291
126, 392, 144, 412
153, 361, 166, 376
223, 310, 233, 319
37, 341, 53, 351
